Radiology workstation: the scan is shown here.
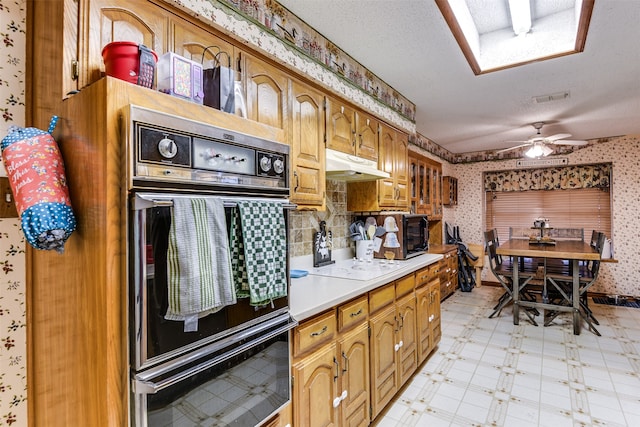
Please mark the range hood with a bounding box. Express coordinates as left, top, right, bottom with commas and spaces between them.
325, 148, 390, 182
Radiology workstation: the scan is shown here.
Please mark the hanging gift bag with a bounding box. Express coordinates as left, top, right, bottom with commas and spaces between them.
201, 46, 236, 113
1, 116, 77, 253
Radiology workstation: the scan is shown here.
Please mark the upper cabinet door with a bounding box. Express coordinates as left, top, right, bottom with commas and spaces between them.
87, 0, 167, 85
171, 18, 235, 67
243, 53, 289, 143
290, 79, 325, 208
395, 131, 409, 207
355, 111, 378, 161
377, 125, 397, 207
326, 98, 356, 155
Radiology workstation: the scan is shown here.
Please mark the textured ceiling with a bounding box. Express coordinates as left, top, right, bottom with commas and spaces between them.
277, 0, 640, 154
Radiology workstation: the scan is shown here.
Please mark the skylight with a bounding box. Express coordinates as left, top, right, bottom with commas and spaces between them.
435, 0, 594, 74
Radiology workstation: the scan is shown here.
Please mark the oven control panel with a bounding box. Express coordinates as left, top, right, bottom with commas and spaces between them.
128, 106, 289, 192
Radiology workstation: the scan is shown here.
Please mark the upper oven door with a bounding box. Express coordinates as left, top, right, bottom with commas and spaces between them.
129, 192, 295, 371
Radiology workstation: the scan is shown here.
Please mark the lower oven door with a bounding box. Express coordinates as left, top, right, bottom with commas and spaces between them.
132, 313, 296, 427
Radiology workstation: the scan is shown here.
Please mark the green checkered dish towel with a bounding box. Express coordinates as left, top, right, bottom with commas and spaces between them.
230, 200, 287, 306
166, 197, 236, 322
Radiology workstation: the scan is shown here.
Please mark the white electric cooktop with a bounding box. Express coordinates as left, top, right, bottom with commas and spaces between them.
308, 258, 406, 281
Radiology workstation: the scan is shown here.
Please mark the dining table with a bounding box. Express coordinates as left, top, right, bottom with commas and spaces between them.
496, 239, 600, 335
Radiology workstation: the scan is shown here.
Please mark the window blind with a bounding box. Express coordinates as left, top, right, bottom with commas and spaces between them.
485, 187, 611, 243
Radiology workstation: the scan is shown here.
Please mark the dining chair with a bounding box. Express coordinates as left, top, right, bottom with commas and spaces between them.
484, 229, 539, 323
544, 232, 605, 335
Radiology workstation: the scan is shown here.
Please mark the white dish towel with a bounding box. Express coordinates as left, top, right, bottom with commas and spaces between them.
165, 197, 235, 327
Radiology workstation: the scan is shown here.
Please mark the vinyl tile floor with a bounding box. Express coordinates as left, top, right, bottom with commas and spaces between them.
375, 286, 640, 427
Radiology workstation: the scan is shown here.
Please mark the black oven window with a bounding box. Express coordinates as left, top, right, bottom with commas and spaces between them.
146, 332, 289, 427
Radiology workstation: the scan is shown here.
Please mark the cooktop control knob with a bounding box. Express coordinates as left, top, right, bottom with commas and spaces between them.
260, 156, 272, 172
158, 136, 178, 159
273, 158, 284, 175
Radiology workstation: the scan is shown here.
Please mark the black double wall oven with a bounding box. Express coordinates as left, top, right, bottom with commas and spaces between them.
124, 105, 296, 427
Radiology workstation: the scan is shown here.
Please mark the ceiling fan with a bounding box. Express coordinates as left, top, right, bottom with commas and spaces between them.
498, 122, 588, 158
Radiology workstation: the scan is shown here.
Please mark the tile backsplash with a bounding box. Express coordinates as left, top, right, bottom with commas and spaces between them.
289, 180, 352, 258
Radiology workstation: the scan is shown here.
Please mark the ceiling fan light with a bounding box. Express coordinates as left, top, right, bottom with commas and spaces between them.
525, 143, 553, 158
525, 144, 543, 158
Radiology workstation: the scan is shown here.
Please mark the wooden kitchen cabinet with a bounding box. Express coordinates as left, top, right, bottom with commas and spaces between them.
292, 342, 340, 427
243, 52, 289, 143
396, 292, 418, 386
86, 0, 168, 85
326, 98, 357, 155
289, 79, 326, 208
369, 303, 398, 419
368, 273, 416, 419
432, 163, 443, 217
326, 98, 379, 162
293, 297, 369, 427
30, 0, 168, 113
377, 124, 408, 208
25, 76, 286, 427
443, 176, 458, 206
355, 110, 379, 162
170, 16, 236, 69
415, 263, 441, 364
347, 123, 408, 211
337, 324, 370, 427
409, 151, 443, 218
428, 244, 459, 300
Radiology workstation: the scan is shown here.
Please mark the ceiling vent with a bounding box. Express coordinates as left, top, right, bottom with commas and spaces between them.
532, 91, 570, 103
516, 158, 568, 168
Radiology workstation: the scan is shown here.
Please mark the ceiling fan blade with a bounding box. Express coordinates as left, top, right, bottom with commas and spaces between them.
547, 139, 588, 146
496, 143, 531, 153
544, 133, 572, 141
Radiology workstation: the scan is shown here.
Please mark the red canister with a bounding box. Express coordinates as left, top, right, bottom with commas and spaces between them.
101, 41, 157, 85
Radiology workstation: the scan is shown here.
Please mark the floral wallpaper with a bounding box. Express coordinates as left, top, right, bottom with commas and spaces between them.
0, 0, 27, 426
449, 135, 640, 297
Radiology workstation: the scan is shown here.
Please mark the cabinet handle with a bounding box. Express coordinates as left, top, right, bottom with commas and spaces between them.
310, 325, 327, 337
333, 390, 348, 408
349, 308, 363, 318
293, 171, 299, 192
342, 351, 348, 373
394, 343, 400, 352
334, 356, 340, 381
333, 396, 341, 408
399, 313, 404, 330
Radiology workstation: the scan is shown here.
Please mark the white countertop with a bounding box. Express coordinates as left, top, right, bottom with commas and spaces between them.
289, 250, 443, 321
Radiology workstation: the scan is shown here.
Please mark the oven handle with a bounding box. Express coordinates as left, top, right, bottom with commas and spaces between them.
133, 319, 296, 395
132, 193, 297, 211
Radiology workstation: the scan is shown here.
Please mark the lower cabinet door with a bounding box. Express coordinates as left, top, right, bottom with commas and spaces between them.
369, 305, 398, 418
416, 284, 433, 364
292, 342, 339, 427
338, 324, 370, 427
396, 293, 417, 385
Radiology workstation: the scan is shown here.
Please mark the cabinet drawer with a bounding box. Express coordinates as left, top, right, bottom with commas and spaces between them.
294, 310, 337, 357
416, 263, 439, 286
338, 296, 369, 331
369, 282, 395, 313
395, 274, 415, 298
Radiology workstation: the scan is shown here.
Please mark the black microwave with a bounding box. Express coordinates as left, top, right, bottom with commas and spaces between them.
374, 213, 429, 260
